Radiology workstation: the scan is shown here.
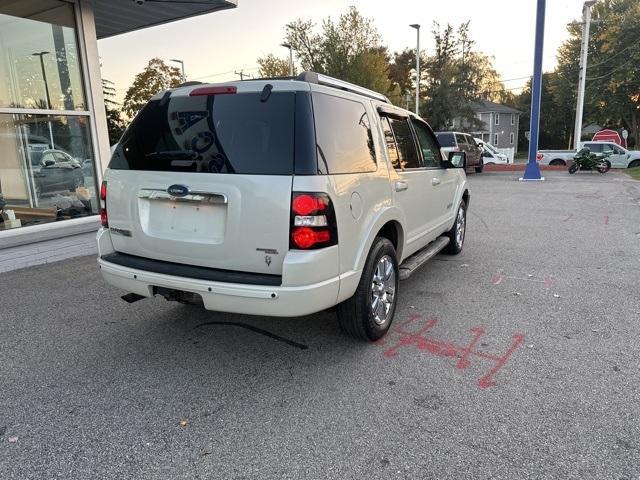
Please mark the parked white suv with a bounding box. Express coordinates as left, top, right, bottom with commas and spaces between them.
97, 72, 469, 341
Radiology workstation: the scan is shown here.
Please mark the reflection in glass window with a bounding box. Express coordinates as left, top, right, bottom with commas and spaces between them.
411, 119, 442, 168
388, 118, 420, 169
312, 93, 376, 174
380, 116, 400, 169
0, 1, 86, 110
0, 114, 97, 230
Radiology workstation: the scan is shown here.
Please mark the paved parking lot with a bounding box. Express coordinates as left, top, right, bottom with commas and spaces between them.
2, 171, 640, 479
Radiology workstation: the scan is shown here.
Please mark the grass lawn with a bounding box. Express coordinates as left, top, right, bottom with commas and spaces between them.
626, 167, 640, 180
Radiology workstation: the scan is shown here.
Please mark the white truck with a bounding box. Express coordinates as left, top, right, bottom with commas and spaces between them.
538, 141, 640, 169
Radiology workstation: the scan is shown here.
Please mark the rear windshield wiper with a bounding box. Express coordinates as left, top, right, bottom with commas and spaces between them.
145, 150, 199, 160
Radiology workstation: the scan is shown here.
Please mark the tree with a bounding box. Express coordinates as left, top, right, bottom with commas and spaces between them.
553, 0, 640, 146
122, 58, 182, 118
257, 54, 291, 77
281, 7, 392, 93
420, 22, 505, 131
102, 79, 126, 145
388, 48, 428, 107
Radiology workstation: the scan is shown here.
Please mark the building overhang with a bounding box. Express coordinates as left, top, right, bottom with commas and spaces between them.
91, 0, 237, 39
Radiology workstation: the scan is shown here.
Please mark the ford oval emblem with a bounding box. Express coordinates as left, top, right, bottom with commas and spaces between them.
167, 184, 190, 197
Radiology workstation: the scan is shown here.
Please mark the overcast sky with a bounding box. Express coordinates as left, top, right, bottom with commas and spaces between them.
98, 0, 587, 102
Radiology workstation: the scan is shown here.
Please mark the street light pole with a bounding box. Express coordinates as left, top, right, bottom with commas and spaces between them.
170, 59, 186, 82
281, 43, 294, 76
573, 0, 597, 150
410, 24, 420, 114
32, 51, 51, 109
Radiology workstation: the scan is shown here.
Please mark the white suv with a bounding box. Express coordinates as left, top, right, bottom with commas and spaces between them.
97, 72, 469, 341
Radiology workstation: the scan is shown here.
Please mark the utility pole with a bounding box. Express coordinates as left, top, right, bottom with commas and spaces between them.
410, 24, 420, 114
235, 70, 246, 80
573, 0, 597, 150
281, 43, 294, 76
32, 51, 52, 109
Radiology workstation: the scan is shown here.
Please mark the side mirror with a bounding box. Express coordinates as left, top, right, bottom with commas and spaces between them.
43, 159, 55, 167
477, 142, 484, 147
448, 151, 466, 168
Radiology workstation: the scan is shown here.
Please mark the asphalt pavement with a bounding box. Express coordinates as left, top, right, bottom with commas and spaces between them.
1, 170, 640, 479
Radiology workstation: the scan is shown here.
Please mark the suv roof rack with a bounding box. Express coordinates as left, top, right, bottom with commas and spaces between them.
297, 71, 390, 104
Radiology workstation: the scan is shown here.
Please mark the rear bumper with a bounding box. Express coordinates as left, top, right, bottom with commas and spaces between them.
98, 258, 340, 317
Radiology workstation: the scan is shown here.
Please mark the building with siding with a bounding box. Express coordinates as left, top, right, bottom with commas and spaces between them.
452, 100, 521, 149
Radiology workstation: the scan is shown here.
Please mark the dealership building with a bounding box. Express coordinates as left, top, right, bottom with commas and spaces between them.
0, 0, 236, 272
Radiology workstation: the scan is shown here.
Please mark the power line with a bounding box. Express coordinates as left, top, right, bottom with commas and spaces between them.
191, 67, 260, 81
586, 53, 640, 80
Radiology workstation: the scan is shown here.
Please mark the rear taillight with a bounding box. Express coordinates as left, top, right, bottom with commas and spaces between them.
290, 192, 337, 250
100, 180, 108, 227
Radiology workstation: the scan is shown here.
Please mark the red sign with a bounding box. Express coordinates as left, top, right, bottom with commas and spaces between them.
592, 129, 626, 148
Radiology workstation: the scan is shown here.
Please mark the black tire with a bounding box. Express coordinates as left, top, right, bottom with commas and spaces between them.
549, 159, 565, 166
475, 158, 484, 173
568, 163, 578, 174
337, 237, 399, 341
629, 160, 640, 169
597, 160, 611, 174
444, 200, 466, 255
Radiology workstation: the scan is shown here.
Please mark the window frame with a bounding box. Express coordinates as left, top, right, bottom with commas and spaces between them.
510, 114, 515, 125
381, 115, 424, 171
495, 113, 500, 125
494, 133, 499, 145
509, 132, 514, 145
410, 117, 444, 170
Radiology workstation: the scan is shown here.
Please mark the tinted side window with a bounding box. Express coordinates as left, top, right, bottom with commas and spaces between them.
312, 93, 376, 174
585, 143, 602, 153
411, 119, 442, 168
455, 133, 466, 146
466, 135, 476, 146
388, 118, 421, 169
435, 132, 455, 147
380, 116, 400, 169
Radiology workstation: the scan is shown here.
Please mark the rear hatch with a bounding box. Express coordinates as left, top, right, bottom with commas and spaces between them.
105, 84, 311, 276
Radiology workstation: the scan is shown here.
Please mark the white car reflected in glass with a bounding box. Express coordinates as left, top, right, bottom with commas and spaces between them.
474, 138, 509, 164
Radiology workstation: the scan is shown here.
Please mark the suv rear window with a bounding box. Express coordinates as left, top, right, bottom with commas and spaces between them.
435, 132, 455, 147
110, 91, 295, 175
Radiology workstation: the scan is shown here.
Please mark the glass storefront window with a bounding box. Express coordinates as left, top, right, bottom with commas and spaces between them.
0, 1, 86, 110
0, 113, 98, 229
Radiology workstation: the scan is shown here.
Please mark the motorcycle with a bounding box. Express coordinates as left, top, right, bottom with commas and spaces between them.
569, 147, 611, 174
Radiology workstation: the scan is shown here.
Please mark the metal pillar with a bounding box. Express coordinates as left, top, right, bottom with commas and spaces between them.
522, 0, 546, 181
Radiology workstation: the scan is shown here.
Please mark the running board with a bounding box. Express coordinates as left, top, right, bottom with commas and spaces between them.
399, 236, 450, 281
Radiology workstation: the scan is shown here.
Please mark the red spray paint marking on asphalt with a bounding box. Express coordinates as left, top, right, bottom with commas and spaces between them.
379, 316, 525, 389
543, 275, 555, 289
491, 271, 506, 285
604, 215, 609, 225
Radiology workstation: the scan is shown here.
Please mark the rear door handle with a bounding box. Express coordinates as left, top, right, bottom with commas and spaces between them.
432, 177, 441, 186
394, 180, 408, 192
